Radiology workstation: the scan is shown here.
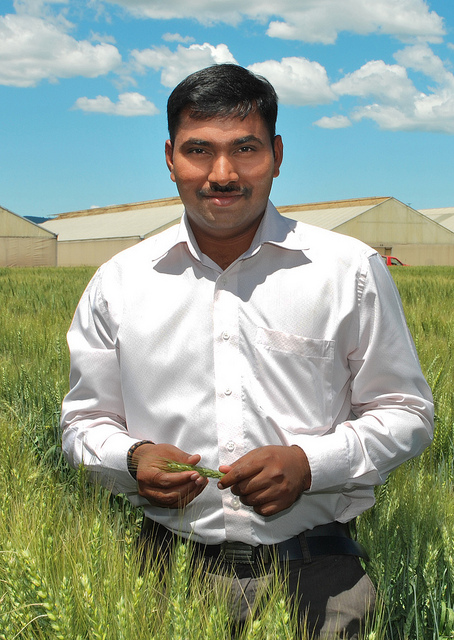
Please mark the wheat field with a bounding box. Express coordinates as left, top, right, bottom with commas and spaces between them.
0, 266, 453, 639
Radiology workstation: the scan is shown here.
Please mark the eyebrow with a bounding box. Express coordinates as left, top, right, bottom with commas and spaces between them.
180, 134, 265, 148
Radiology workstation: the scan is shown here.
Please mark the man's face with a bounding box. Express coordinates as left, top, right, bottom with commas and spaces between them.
165, 110, 283, 242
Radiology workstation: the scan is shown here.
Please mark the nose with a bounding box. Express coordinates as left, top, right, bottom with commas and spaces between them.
208, 154, 239, 186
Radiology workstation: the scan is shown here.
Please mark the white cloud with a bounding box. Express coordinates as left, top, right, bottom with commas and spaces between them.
90, 31, 117, 45
266, 1, 444, 44
394, 43, 454, 85
103, 0, 247, 26
73, 92, 159, 116
131, 42, 237, 87
248, 57, 335, 106
162, 33, 195, 44
351, 95, 454, 133
13, 0, 68, 19
332, 60, 419, 104
334, 45, 454, 133
105, 0, 445, 44
0, 11, 121, 87
314, 115, 352, 129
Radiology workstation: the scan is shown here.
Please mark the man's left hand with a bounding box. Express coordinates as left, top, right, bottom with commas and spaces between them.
217, 445, 311, 516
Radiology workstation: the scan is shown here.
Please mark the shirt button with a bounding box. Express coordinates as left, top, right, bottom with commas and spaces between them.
232, 497, 241, 510
220, 277, 227, 286
225, 388, 232, 396
222, 332, 230, 340
226, 440, 235, 452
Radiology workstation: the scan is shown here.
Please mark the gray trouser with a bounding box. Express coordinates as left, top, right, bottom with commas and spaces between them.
208, 554, 376, 639
139, 520, 376, 639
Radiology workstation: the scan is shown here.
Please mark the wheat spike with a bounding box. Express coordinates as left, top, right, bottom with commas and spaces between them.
165, 461, 225, 479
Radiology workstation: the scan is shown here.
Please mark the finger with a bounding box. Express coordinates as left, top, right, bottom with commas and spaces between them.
144, 488, 186, 508
137, 458, 208, 507
218, 461, 263, 489
193, 474, 208, 486
168, 482, 206, 509
218, 464, 232, 474
237, 491, 292, 517
253, 501, 286, 517
138, 467, 198, 488
186, 478, 208, 502
237, 486, 273, 507
228, 471, 269, 496
144, 477, 208, 508
144, 446, 202, 469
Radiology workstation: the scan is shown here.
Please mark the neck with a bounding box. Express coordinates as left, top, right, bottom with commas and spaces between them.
191, 216, 264, 270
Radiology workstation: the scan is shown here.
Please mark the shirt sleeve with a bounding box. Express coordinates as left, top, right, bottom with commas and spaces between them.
300, 252, 434, 493
61, 266, 144, 500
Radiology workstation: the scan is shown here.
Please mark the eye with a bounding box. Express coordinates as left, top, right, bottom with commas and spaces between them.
188, 147, 208, 154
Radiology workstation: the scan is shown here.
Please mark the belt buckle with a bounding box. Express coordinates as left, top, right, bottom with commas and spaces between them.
221, 541, 256, 564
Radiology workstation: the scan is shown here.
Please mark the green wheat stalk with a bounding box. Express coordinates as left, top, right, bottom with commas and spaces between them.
165, 461, 225, 479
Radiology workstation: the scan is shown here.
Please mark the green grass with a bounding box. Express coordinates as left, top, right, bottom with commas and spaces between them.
0, 265, 453, 639
0, 267, 94, 476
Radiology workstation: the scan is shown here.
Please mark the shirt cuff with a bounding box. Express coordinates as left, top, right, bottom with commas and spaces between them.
98, 433, 144, 494
296, 430, 351, 493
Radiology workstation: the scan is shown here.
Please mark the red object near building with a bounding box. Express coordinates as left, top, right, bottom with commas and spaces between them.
381, 255, 408, 266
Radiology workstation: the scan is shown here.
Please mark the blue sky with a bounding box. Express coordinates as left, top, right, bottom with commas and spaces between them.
1, 0, 453, 218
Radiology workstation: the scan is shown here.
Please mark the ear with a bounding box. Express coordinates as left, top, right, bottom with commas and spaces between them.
272, 135, 283, 178
165, 140, 176, 183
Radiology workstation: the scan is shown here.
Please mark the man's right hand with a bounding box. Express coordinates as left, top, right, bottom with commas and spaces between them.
132, 443, 208, 509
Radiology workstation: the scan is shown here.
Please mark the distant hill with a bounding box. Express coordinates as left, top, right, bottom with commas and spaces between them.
24, 216, 51, 225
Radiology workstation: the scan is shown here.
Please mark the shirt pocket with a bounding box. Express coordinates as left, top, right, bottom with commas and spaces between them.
252, 327, 334, 435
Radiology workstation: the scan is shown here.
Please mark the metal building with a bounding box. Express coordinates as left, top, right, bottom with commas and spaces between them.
19, 194, 454, 268
0, 205, 57, 267
419, 207, 454, 235
40, 197, 183, 266
281, 197, 454, 266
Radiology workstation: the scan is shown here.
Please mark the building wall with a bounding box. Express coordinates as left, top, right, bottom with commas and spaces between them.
1, 208, 54, 238
0, 237, 57, 267
56, 237, 139, 266
56, 229, 454, 267
332, 200, 454, 265
339, 200, 453, 247
371, 244, 454, 266
1, 208, 57, 266
388, 244, 454, 266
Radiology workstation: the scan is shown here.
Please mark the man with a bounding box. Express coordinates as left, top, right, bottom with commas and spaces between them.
61, 64, 434, 638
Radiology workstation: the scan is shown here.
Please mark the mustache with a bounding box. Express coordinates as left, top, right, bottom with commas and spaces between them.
199, 184, 249, 196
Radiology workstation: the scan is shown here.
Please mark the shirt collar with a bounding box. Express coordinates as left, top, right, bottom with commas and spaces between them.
149, 200, 309, 265
246, 201, 310, 255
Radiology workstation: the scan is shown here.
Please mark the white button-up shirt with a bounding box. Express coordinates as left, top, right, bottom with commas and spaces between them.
61, 202, 433, 545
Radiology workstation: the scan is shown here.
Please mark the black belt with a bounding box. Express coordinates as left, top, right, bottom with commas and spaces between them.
142, 519, 369, 565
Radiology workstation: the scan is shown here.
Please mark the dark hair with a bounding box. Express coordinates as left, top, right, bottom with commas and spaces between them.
167, 64, 278, 144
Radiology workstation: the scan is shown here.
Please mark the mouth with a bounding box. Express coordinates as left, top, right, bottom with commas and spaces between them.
199, 186, 247, 207
206, 193, 243, 207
